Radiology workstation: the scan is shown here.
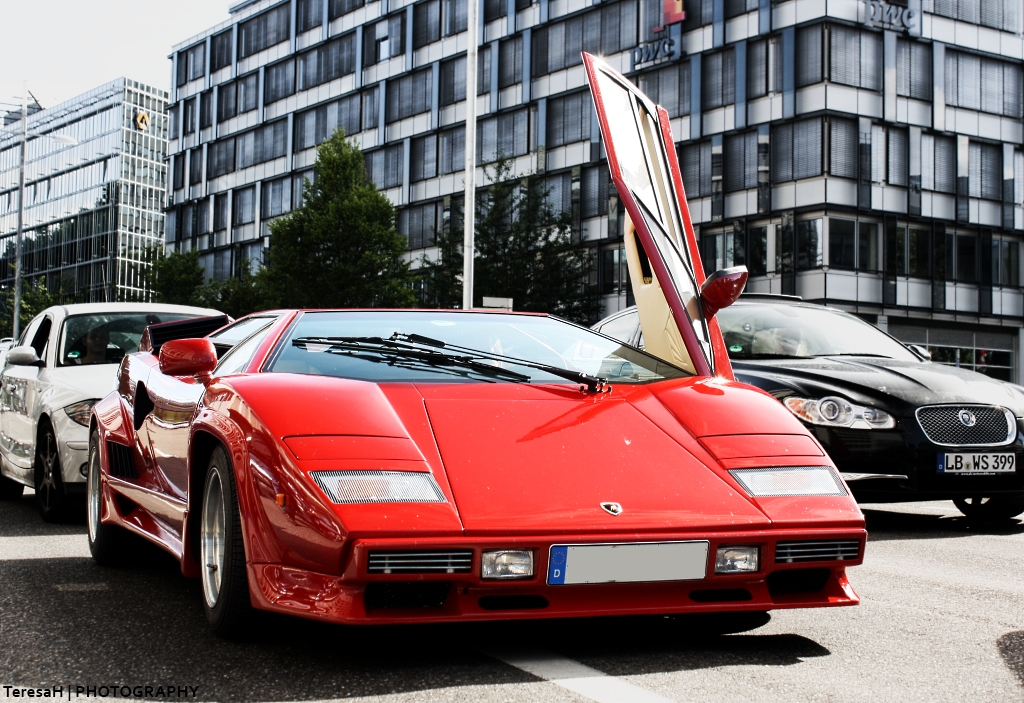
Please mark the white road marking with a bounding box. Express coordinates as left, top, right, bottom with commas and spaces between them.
494, 651, 678, 703
0, 534, 91, 560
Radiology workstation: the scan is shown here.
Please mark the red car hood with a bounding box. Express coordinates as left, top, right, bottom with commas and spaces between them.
417, 383, 770, 535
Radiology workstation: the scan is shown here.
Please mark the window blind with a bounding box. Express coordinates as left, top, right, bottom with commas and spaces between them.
499, 37, 523, 88
414, 0, 442, 49
386, 69, 432, 123
793, 119, 822, 180
238, 4, 290, 59
265, 60, 295, 104
796, 26, 822, 87
888, 128, 908, 186
830, 118, 857, 179
772, 124, 793, 183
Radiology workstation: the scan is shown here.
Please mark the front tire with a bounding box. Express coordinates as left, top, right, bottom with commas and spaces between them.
953, 496, 1024, 521
36, 423, 71, 522
87, 429, 128, 566
200, 446, 253, 637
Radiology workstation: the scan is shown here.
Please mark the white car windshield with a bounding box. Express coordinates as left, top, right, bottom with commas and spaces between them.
718, 303, 919, 361
267, 311, 689, 385
59, 313, 199, 366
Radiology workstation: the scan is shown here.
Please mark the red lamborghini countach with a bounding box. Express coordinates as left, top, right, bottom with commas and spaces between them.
87, 55, 865, 636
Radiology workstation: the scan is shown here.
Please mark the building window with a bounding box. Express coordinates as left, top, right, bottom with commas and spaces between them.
214, 193, 229, 231
218, 73, 258, 122
772, 119, 822, 183
183, 98, 197, 135
701, 228, 748, 273
638, 62, 691, 117
294, 93, 363, 150
680, 141, 712, 197
683, 0, 713, 31
439, 126, 466, 174
362, 87, 379, 131
993, 238, 1021, 287
238, 4, 291, 59
600, 245, 627, 294
796, 219, 822, 271
442, 0, 468, 36
297, 0, 323, 32
968, 141, 1002, 200
499, 37, 522, 89
921, 134, 956, 193
177, 43, 206, 86
747, 37, 782, 99
293, 170, 315, 208
478, 108, 530, 163
545, 171, 573, 216
724, 131, 757, 192
386, 69, 433, 123
829, 118, 857, 179
439, 52, 490, 105
829, 218, 879, 271
364, 14, 406, 66
233, 186, 256, 225
547, 92, 591, 148
365, 143, 405, 189
208, 138, 236, 178
887, 225, 930, 277
236, 120, 287, 169
830, 27, 881, 91
199, 92, 213, 129
484, 0, 505, 23
746, 226, 768, 275
414, 0, 442, 48
411, 134, 438, 181
948, 232, 978, 282
531, 1, 638, 77
946, 51, 1024, 118
172, 155, 184, 190
329, 0, 365, 19
933, 0, 1020, 33
888, 128, 908, 187
581, 165, 610, 218
264, 59, 296, 104
796, 26, 822, 87
398, 201, 440, 249
702, 49, 735, 109
896, 39, 931, 100
262, 177, 292, 218
298, 34, 357, 91
189, 149, 203, 185
211, 31, 233, 72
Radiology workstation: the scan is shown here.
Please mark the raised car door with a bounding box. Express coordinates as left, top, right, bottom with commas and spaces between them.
583, 53, 730, 378
0, 315, 53, 473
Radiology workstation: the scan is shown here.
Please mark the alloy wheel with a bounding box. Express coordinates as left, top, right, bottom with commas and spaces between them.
200, 468, 227, 609
37, 432, 59, 513
87, 439, 101, 543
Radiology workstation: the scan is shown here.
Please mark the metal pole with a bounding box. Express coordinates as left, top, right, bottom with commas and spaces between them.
461, 0, 478, 310
13, 82, 26, 341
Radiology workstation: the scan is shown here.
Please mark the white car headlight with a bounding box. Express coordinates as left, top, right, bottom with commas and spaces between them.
784, 396, 895, 429
481, 550, 534, 579
309, 470, 446, 504
715, 546, 759, 574
730, 467, 847, 497
63, 400, 97, 427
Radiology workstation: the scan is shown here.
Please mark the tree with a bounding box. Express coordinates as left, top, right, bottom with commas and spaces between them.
259, 130, 415, 309
415, 157, 600, 322
145, 248, 206, 306
0, 277, 74, 338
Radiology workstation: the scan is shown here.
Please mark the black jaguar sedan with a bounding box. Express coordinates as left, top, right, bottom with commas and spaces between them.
595, 296, 1024, 520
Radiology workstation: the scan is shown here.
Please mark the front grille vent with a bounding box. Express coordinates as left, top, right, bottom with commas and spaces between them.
916, 405, 1015, 447
367, 550, 473, 574
106, 442, 136, 479
775, 540, 860, 563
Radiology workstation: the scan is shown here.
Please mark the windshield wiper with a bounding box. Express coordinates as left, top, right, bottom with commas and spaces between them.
292, 336, 531, 384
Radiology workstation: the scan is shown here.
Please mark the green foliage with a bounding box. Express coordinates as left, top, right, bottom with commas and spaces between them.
146, 248, 206, 306
419, 156, 599, 324
0, 277, 75, 338
260, 130, 415, 309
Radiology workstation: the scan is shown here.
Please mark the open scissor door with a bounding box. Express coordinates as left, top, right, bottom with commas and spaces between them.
584, 53, 725, 377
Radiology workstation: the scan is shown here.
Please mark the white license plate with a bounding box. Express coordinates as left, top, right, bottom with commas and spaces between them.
547, 541, 709, 585
938, 453, 1016, 473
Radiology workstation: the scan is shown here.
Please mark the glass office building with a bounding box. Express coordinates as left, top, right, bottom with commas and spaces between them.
166, 0, 1024, 379
0, 78, 169, 302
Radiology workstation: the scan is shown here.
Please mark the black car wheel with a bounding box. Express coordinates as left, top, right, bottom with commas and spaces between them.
35, 423, 72, 522
200, 446, 253, 637
953, 496, 1024, 521
87, 428, 129, 565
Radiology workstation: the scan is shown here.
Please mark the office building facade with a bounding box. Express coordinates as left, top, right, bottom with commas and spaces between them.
166, 0, 1024, 380
0, 79, 169, 303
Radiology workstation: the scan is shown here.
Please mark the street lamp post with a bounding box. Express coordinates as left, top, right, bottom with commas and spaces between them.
5, 84, 77, 340
462, 0, 479, 310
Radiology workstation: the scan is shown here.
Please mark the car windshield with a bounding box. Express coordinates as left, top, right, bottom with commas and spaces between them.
266, 311, 689, 385
59, 312, 200, 366
718, 303, 919, 361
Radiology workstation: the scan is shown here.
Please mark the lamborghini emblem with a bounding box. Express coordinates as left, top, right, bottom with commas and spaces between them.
600, 502, 623, 516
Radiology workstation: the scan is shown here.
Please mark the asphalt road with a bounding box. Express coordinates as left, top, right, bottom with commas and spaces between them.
1, 493, 1022, 703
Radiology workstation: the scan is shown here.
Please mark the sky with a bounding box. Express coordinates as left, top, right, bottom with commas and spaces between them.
0, 0, 232, 117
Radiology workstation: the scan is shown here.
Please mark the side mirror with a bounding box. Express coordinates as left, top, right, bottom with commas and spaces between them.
159, 339, 218, 378
700, 266, 749, 318
6, 346, 43, 367
909, 344, 932, 361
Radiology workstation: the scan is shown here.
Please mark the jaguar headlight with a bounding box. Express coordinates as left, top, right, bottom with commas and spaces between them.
309, 470, 446, 504
63, 400, 97, 427
784, 396, 895, 429
730, 467, 847, 497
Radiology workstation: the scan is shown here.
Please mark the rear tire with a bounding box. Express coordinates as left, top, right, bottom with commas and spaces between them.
36, 423, 72, 522
200, 446, 253, 638
87, 429, 129, 566
953, 496, 1024, 521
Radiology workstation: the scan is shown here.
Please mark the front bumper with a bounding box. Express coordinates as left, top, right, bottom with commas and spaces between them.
247, 529, 865, 625
52, 409, 90, 486
814, 424, 1024, 502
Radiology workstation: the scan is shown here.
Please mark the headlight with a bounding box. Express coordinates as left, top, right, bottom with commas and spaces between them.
63, 400, 97, 427
730, 466, 847, 497
784, 396, 895, 429
715, 546, 759, 574
309, 470, 446, 504
481, 550, 534, 579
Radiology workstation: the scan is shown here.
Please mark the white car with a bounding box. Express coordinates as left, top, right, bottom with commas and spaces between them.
0, 303, 223, 520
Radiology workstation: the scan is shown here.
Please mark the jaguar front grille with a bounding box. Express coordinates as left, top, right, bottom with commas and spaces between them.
775, 540, 860, 563
367, 550, 473, 574
916, 405, 1016, 447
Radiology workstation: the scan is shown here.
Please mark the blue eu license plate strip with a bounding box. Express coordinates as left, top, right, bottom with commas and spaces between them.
547, 546, 568, 585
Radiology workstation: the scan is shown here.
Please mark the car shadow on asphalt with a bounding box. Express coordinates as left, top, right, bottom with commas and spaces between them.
0, 492, 87, 537
1, 536, 829, 702
998, 631, 1024, 688
862, 507, 1024, 541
